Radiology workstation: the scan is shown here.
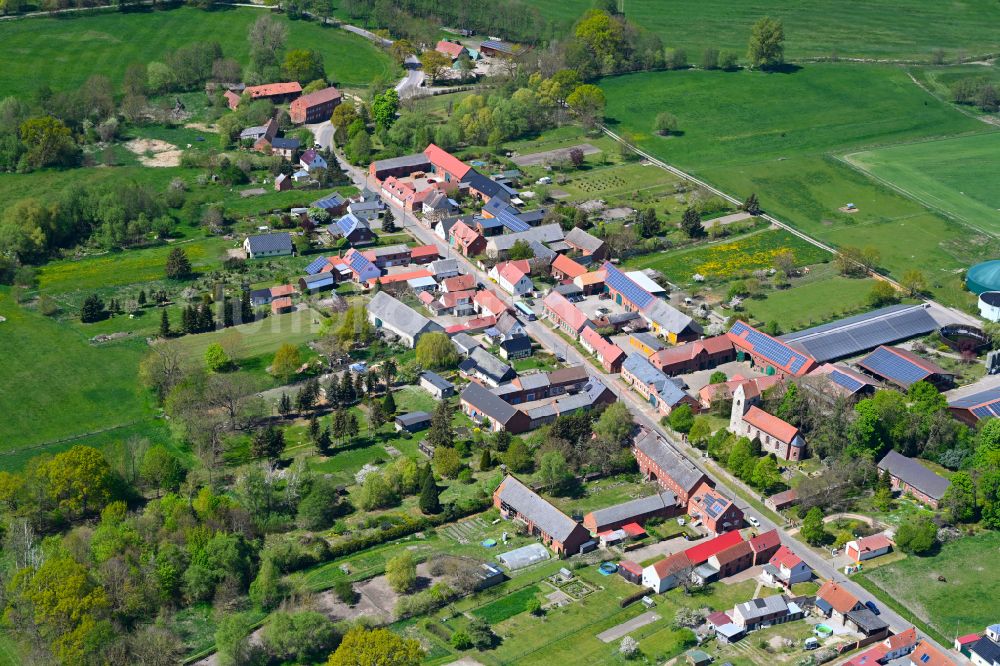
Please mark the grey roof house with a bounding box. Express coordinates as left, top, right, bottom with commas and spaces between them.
367, 291, 444, 348
459, 347, 516, 387
419, 371, 455, 398
243, 232, 293, 259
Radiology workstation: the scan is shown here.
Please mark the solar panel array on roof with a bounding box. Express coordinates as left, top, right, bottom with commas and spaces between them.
829, 369, 864, 392
780, 304, 937, 362
858, 347, 929, 386
973, 403, 1000, 418
604, 264, 654, 309
348, 251, 376, 274
305, 256, 329, 275
730, 322, 811, 373
949, 386, 1000, 408
704, 497, 726, 518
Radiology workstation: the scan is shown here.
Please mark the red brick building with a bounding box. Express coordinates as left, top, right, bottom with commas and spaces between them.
650, 336, 736, 375
687, 482, 743, 534
493, 475, 591, 556
289, 86, 341, 124
632, 429, 710, 505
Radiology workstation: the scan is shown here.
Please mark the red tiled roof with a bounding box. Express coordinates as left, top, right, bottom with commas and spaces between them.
748, 528, 780, 554
650, 551, 692, 578
683, 530, 743, 565
619, 560, 643, 576
743, 406, 799, 444
410, 244, 440, 259
543, 290, 591, 333
475, 290, 507, 317
270, 284, 295, 297
246, 81, 302, 98
444, 315, 496, 334
769, 545, 803, 570
816, 580, 860, 614
621, 522, 646, 537
424, 143, 471, 179
290, 86, 341, 112
271, 297, 293, 312
707, 611, 732, 627
845, 645, 888, 666
651, 335, 735, 367
418, 291, 435, 305
575, 270, 606, 286
441, 289, 476, 307
452, 220, 482, 248
552, 253, 587, 279
435, 40, 466, 58
582, 327, 625, 365
885, 628, 917, 650
955, 634, 981, 646
443, 274, 476, 292
909, 641, 955, 666
224, 89, 241, 110
853, 533, 893, 554
497, 261, 528, 285
711, 540, 752, 566
377, 269, 432, 285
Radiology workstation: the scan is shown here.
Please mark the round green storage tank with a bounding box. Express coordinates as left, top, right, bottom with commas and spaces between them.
966, 260, 1000, 295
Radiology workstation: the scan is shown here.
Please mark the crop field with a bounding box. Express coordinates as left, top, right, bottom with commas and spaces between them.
843, 132, 1000, 234
624, 229, 830, 284
0, 6, 397, 98
0, 288, 155, 456
860, 531, 1000, 638
525, 0, 1000, 61
602, 64, 998, 299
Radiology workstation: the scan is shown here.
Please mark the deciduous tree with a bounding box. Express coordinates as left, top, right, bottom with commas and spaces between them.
326, 626, 423, 666
747, 16, 785, 70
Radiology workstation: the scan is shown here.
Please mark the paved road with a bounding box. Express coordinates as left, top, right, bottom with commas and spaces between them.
331, 150, 948, 655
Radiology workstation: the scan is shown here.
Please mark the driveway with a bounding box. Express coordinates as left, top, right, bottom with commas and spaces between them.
620, 536, 690, 563
596, 611, 661, 643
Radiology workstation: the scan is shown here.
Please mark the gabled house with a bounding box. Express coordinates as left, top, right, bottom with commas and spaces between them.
542, 290, 592, 337
342, 248, 381, 283
459, 347, 516, 387
698, 374, 782, 409
491, 260, 534, 297
474, 290, 508, 318
274, 173, 293, 191
969, 626, 1000, 666
877, 450, 950, 509
348, 198, 384, 222
245, 81, 302, 102
499, 335, 532, 361
763, 545, 812, 587
565, 227, 608, 260
909, 641, 956, 666
652, 336, 737, 377
441, 273, 476, 293
687, 482, 743, 534
460, 382, 531, 433
240, 117, 279, 142
367, 291, 444, 347
435, 40, 469, 60
582, 490, 679, 534
732, 595, 804, 631
299, 149, 328, 172
270, 137, 300, 160
705, 540, 754, 580
551, 254, 588, 281
493, 475, 591, 556
621, 354, 700, 418
419, 371, 455, 399
580, 326, 626, 373
642, 551, 693, 593
883, 628, 918, 660
815, 580, 864, 626
244, 232, 293, 259
727, 321, 817, 378
424, 142, 471, 184
430, 258, 461, 280
366, 244, 411, 268
312, 193, 348, 216
603, 263, 701, 343
748, 528, 781, 565
289, 86, 341, 124
330, 212, 376, 246
632, 429, 710, 504
450, 220, 487, 257
845, 533, 893, 563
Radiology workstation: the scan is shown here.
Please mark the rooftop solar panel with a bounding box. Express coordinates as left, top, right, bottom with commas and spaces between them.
605, 264, 654, 309
305, 256, 329, 275
779, 305, 937, 362
859, 347, 929, 387
829, 370, 864, 392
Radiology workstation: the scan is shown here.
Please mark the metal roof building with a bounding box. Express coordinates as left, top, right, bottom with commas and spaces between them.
728, 321, 815, 376
781, 304, 939, 363
949, 385, 1000, 424
857, 345, 953, 389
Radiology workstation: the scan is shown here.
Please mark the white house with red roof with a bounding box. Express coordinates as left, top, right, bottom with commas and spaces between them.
299, 149, 327, 172
435, 40, 468, 60
474, 290, 508, 318
641, 551, 692, 593
424, 143, 471, 185
763, 545, 812, 586
730, 383, 805, 461
490, 260, 534, 297
845, 533, 893, 563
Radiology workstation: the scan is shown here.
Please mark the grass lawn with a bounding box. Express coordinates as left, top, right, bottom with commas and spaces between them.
470, 584, 542, 623
743, 270, 878, 332
525, 0, 1000, 61
38, 236, 232, 293
0, 5, 397, 99
860, 531, 1000, 639
165, 306, 324, 361
843, 131, 1000, 234
624, 229, 830, 286
0, 288, 155, 457
602, 64, 1000, 302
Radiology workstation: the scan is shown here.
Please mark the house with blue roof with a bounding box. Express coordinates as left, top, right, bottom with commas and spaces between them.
727, 320, 816, 378
621, 354, 699, 417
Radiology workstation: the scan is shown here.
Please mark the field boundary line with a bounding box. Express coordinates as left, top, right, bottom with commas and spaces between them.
0, 420, 145, 457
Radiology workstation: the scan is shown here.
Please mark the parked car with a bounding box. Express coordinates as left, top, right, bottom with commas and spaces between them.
747, 516, 760, 528
865, 601, 880, 615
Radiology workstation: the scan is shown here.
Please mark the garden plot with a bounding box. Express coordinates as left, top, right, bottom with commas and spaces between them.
512, 143, 601, 167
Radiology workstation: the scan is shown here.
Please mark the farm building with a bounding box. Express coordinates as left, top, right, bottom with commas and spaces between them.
435, 40, 468, 60
424, 143, 471, 184
369, 153, 433, 182
493, 475, 591, 556
580, 327, 626, 373
642, 551, 693, 593
632, 429, 710, 504
245, 81, 301, 102
857, 346, 954, 389
367, 291, 444, 347
542, 290, 592, 337
551, 254, 588, 281
479, 39, 517, 57
460, 382, 531, 433
603, 263, 701, 343
419, 371, 455, 399
394, 411, 432, 433
765, 488, 799, 512
727, 321, 816, 377
621, 354, 700, 418
807, 363, 878, 399
582, 490, 679, 534
948, 385, 1000, 425
299, 271, 335, 293
367, 244, 411, 268
698, 375, 781, 409
243, 232, 293, 259
845, 533, 893, 563
780, 304, 939, 363
877, 450, 950, 508
629, 332, 667, 357
565, 227, 607, 260
748, 529, 781, 565
271, 297, 293, 314
289, 86, 341, 124
651, 336, 736, 376
273, 173, 292, 191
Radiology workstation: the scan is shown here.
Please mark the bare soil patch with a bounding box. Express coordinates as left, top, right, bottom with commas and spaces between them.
124, 138, 183, 167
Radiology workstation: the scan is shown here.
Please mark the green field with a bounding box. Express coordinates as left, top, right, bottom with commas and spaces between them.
0, 6, 397, 98
525, 0, 1000, 61
165, 306, 325, 362
743, 265, 879, 332
861, 531, 1000, 638
844, 132, 1000, 234
624, 229, 830, 284
470, 585, 541, 623
0, 288, 154, 455
602, 64, 998, 301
